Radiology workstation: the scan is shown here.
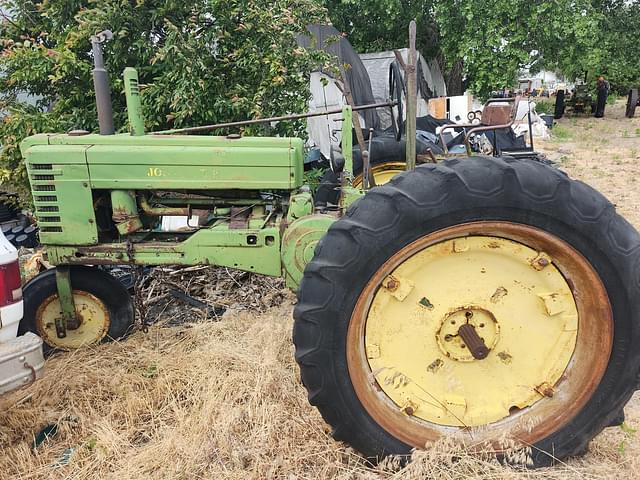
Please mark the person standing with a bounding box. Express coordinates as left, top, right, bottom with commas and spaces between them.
595, 76, 610, 118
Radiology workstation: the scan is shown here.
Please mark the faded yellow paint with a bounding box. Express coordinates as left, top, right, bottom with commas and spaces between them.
352, 162, 405, 188
365, 235, 578, 427
36, 291, 111, 350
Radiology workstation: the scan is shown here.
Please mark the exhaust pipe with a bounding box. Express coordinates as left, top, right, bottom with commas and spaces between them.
90, 30, 115, 135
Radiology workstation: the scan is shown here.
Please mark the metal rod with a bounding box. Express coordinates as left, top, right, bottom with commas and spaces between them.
528, 107, 534, 152
153, 101, 396, 135
150, 197, 270, 206
438, 123, 474, 154
367, 127, 376, 187
405, 20, 417, 170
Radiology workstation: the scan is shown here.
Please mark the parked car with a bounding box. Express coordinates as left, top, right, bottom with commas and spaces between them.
0, 229, 44, 395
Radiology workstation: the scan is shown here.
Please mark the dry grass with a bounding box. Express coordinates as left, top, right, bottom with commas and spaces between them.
1, 100, 640, 479
3, 303, 639, 480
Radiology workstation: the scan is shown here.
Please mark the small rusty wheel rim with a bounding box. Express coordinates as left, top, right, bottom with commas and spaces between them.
36, 290, 111, 350
353, 162, 405, 188
346, 221, 613, 448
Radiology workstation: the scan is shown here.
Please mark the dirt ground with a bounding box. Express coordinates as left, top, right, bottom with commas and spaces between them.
1, 100, 640, 479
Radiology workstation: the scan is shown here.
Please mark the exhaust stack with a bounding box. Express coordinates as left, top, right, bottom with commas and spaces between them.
90, 30, 115, 135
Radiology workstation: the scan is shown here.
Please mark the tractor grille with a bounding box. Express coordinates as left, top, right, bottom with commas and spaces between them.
28, 162, 63, 235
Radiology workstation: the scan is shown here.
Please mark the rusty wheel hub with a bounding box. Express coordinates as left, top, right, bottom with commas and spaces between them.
436, 307, 498, 362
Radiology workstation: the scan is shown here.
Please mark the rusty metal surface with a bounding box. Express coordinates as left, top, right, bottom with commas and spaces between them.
152, 101, 396, 135
36, 290, 111, 350
229, 207, 251, 229
139, 196, 190, 217
457, 323, 489, 360
481, 104, 513, 126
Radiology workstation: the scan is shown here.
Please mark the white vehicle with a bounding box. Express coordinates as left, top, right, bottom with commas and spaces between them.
0, 229, 44, 395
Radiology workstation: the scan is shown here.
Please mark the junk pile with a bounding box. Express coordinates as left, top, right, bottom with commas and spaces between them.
118, 265, 290, 327
0, 192, 39, 249
510, 100, 552, 139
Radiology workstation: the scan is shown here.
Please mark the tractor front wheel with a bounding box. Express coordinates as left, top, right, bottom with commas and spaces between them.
20, 266, 135, 353
294, 156, 640, 466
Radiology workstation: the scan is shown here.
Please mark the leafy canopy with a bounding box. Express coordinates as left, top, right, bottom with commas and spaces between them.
0, 0, 327, 194
324, 0, 640, 97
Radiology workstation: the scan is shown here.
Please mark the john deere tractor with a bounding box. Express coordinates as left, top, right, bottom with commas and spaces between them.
18, 29, 640, 467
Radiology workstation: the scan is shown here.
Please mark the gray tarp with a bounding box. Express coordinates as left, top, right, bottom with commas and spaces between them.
298, 25, 448, 157
360, 49, 447, 130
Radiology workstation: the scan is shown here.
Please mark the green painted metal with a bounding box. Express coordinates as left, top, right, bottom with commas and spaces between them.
124, 68, 145, 136
281, 214, 334, 289
286, 191, 314, 223
111, 190, 143, 234
18, 83, 379, 303
21, 134, 304, 190
46, 221, 283, 277
341, 186, 365, 209
24, 144, 98, 245
54, 266, 75, 338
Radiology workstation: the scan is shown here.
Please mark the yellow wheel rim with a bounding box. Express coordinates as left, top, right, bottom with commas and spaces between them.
36, 291, 111, 350
347, 222, 612, 447
353, 162, 405, 188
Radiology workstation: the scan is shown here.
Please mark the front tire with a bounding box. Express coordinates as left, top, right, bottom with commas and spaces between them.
20, 266, 135, 353
294, 156, 640, 466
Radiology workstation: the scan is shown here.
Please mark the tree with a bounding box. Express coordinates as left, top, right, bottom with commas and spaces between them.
588, 0, 640, 93
0, 0, 327, 195
323, 0, 618, 99
324, 0, 439, 57
434, 0, 605, 98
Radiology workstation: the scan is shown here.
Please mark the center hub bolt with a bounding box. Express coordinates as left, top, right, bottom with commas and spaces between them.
457, 323, 490, 359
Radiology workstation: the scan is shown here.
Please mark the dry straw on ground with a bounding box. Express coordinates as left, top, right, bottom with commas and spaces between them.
1, 100, 640, 479
1, 303, 638, 479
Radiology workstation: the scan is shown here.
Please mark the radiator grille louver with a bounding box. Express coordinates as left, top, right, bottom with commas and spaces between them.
29, 163, 63, 234
39, 216, 61, 223
40, 226, 63, 233
37, 206, 59, 213
33, 184, 56, 192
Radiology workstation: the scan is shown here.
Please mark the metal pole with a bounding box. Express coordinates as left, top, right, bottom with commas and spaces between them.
90, 30, 115, 135
405, 21, 417, 170
528, 107, 534, 152
153, 101, 396, 135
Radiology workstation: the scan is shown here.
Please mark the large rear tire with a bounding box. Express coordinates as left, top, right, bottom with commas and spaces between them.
20, 266, 135, 354
294, 156, 640, 467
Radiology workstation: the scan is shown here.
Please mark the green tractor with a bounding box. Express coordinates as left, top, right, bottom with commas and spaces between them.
18, 29, 640, 467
